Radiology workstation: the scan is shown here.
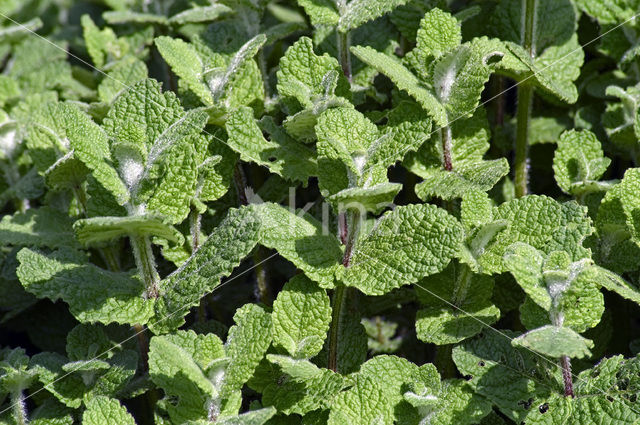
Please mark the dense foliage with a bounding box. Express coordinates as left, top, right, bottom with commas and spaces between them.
1, 0, 640, 424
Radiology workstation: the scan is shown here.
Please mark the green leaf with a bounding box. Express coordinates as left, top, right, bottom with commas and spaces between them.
327, 183, 402, 214
584, 265, 640, 306
478, 196, 592, 273
17, 248, 153, 325
296, 0, 339, 26
225, 107, 317, 184
62, 104, 129, 205
553, 130, 611, 195
512, 325, 593, 359
415, 262, 500, 345
0, 207, 78, 249
338, 0, 409, 32
276, 37, 350, 112
251, 202, 343, 288
82, 396, 136, 425
315, 105, 429, 198
155, 36, 213, 105
503, 243, 551, 311
73, 215, 183, 246
153, 206, 260, 331
452, 330, 562, 422
97, 58, 148, 104
223, 304, 272, 397
328, 374, 393, 425
340, 203, 463, 295
149, 331, 222, 423
414, 159, 510, 201
351, 45, 448, 127
217, 407, 277, 425
167, 4, 232, 25
260, 355, 344, 415
272, 275, 331, 359
414, 8, 461, 60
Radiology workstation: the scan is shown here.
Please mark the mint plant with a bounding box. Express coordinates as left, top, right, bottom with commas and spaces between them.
2, 0, 640, 424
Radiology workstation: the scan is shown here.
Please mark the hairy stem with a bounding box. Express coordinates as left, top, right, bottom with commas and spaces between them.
337, 30, 352, 82
514, 0, 537, 198
328, 210, 361, 372
131, 235, 160, 299
561, 355, 574, 397
189, 208, 202, 253
441, 126, 453, 171
11, 390, 27, 425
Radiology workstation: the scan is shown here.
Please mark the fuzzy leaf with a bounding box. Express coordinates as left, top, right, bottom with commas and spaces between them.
296, 0, 339, 26
272, 275, 331, 359
338, 0, 409, 32
260, 355, 344, 415
0, 207, 78, 249
277, 37, 350, 112
62, 104, 129, 205
327, 183, 402, 213
226, 108, 317, 184
82, 396, 136, 425
414, 8, 461, 60
251, 202, 343, 288
153, 206, 260, 331
512, 325, 593, 359
351, 45, 448, 127
503, 243, 551, 311
155, 36, 213, 105
340, 203, 463, 295
73, 215, 182, 246
328, 375, 393, 425
16, 248, 153, 325
415, 262, 500, 345
223, 304, 272, 396
452, 331, 562, 422
553, 130, 611, 194
149, 331, 223, 423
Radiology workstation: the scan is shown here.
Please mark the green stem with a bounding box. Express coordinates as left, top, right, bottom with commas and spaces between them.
337, 30, 352, 82
328, 284, 348, 373
254, 246, 272, 306
131, 235, 160, 299
514, 83, 534, 198
514, 0, 537, 198
11, 390, 27, 425
435, 344, 456, 379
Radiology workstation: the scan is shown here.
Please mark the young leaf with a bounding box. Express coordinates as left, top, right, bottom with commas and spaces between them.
553, 130, 612, 195
272, 275, 332, 359
296, 0, 339, 27
339, 203, 463, 295
276, 37, 350, 112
